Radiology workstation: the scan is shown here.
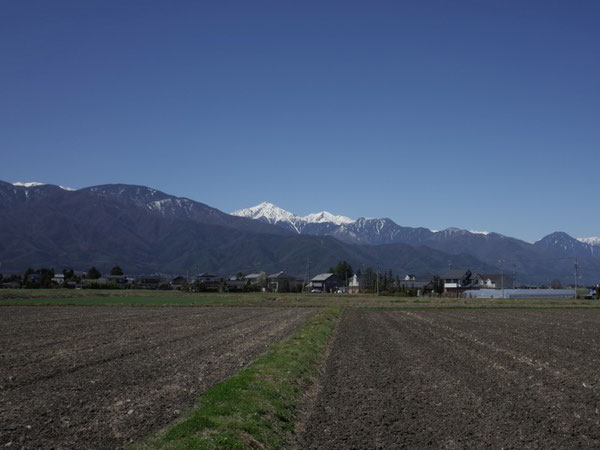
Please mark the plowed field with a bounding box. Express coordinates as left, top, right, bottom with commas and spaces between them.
0, 306, 314, 449
297, 309, 600, 449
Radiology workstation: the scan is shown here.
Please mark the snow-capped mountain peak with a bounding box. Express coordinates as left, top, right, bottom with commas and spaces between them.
13, 182, 46, 187
232, 202, 355, 233
303, 211, 354, 225
232, 202, 297, 224
577, 237, 600, 246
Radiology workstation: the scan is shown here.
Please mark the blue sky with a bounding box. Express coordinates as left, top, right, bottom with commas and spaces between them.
2, 1, 599, 242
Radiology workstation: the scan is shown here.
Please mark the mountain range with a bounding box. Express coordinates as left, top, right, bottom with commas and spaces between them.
233, 202, 600, 285
1, 180, 599, 285
234, 202, 600, 251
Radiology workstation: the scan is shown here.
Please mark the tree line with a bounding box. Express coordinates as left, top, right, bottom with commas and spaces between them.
329, 260, 445, 295
1, 265, 125, 288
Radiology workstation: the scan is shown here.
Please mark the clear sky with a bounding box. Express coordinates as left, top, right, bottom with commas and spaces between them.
2, 0, 599, 242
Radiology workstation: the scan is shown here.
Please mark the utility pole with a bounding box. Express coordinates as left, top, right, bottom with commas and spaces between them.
574, 259, 579, 299
376, 266, 379, 296
512, 263, 516, 289
303, 258, 311, 294
500, 259, 505, 299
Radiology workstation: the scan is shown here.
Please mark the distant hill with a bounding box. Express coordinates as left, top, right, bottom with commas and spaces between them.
1, 181, 598, 284
0, 181, 493, 278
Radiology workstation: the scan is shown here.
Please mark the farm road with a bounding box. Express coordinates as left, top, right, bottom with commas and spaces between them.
0, 306, 315, 449
296, 309, 600, 449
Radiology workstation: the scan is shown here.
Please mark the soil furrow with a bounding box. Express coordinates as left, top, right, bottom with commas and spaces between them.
1, 306, 316, 449
297, 309, 600, 449
2, 307, 284, 388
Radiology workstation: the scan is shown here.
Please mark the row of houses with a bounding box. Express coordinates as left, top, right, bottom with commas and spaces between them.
45, 273, 159, 289
195, 269, 514, 295
3, 269, 353, 292
192, 271, 305, 291
34, 271, 356, 292
382, 270, 514, 295
10, 266, 569, 298
197, 271, 359, 293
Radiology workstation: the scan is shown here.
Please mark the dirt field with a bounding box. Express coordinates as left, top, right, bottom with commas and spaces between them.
296, 309, 600, 449
0, 306, 315, 449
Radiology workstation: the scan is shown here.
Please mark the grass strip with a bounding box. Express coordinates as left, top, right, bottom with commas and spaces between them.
136, 306, 341, 450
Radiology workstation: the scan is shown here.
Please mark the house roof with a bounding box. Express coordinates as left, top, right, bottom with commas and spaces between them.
171, 276, 187, 283
440, 269, 471, 280
311, 273, 335, 282
244, 273, 263, 279
196, 272, 218, 278
267, 271, 297, 279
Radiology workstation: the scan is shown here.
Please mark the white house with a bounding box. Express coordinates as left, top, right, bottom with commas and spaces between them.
51, 273, 65, 284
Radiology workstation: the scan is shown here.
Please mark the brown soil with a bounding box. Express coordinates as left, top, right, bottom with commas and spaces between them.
0, 306, 315, 449
296, 309, 600, 449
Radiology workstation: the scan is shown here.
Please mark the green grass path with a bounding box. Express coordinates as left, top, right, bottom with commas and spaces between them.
135, 306, 341, 450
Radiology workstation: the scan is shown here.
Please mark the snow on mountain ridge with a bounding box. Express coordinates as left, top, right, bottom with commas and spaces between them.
233, 203, 596, 249
578, 237, 600, 246
13, 182, 46, 187
13, 181, 75, 191
232, 202, 297, 223
232, 202, 354, 231
303, 211, 354, 225
232, 202, 304, 233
